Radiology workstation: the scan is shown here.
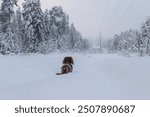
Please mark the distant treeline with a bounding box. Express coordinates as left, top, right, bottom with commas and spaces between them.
105, 17, 150, 56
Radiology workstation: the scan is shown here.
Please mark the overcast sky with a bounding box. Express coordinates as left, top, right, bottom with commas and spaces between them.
2, 0, 150, 39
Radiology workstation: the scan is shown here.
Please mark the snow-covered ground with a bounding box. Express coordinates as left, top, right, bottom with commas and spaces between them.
0, 53, 150, 100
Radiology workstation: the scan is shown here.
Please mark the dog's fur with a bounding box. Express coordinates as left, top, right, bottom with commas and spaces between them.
63, 57, 74, 65
56, 57, 74, 75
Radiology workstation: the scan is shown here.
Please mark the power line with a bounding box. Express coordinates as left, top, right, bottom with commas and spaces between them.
116, 0, 135, 24
100, 0, 110, 32
103, 0, 123, 33
106, 0, 135, 36
99, 32, 102, 52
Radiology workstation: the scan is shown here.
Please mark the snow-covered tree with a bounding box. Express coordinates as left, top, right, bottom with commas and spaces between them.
68, 23, 87, 51
141, 17, 150, 56
136, 32, 144, 56
43, 9, 51, 40
108, 29, 139, 54
22, 0, 45, 53
0, 0, 19, 54
13, 7, 23, 52
0, 0, 17, 32
50, 6, 69, 36
49, 6, 70, 50
16, 7, 22, 33
80, 38, 90, 51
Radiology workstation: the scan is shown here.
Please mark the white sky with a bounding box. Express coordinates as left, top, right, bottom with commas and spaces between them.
1, 0, 150, 40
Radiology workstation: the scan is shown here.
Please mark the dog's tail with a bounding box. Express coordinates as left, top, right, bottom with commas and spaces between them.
56, 73, 64, 75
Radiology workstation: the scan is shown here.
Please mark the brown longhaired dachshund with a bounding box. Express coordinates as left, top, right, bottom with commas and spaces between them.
56, 57, 74, 75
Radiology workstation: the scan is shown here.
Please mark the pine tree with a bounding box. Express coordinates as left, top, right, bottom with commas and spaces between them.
68, 23, 84, 51
50, 6, 69, 36
0, 0, 17, 32
68, 24, 76, 50
43, 9, 51, 40
141, 17, 150, 56
0, 0, 18, 54
49, 6, 69, 51
112, 34, 120, 51
22, 0, 45, 53
136, 32, 144, 56
80, 38, 90, 51
15, 7, 23, 52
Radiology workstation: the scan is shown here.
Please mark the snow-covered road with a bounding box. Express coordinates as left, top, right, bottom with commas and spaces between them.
0, 53, 150, 100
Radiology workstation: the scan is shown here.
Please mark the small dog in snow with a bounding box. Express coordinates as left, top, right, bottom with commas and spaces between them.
56, 57, 74, 75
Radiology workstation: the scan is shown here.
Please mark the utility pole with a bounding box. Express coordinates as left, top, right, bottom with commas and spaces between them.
99, 32, 102, 53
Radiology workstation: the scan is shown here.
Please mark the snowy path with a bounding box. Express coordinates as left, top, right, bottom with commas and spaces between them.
0, 54, 150, 100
